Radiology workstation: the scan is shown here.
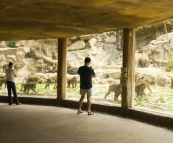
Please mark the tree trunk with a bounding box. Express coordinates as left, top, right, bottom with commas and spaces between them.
35, 51, 57, 65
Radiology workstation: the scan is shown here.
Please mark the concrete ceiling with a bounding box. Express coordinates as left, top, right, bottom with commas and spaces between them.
1, 0, 173, 41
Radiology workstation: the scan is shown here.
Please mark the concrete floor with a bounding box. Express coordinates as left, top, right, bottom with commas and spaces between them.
0, 103, 173, 143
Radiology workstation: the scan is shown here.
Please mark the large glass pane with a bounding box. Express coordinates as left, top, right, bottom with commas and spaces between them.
134, 19, 173, 115
66, 31, 123, 106
0, 39, 58, 99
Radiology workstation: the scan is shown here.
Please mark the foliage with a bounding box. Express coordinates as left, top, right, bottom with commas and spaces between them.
6, 41, 16, 48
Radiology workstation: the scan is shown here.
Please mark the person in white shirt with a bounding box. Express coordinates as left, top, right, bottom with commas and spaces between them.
6, 62, 21, 105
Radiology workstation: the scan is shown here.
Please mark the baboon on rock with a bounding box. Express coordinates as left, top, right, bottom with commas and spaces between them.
37, 59, 45, 71
52, 52, 57, 60
137, 46, 143, 53
152, 59, 162, 67
137, 57, 149, 68
14, 61, 25, 71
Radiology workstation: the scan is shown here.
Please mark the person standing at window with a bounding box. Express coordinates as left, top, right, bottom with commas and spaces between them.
6, 62, 21, 105
77, 57, 96, 115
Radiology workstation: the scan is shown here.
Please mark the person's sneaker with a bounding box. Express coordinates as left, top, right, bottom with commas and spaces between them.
16, 102, 22, 105
88, 112, 94, 115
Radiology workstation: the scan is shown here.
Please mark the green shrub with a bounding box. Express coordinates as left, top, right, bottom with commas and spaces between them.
6, 41, 16, 48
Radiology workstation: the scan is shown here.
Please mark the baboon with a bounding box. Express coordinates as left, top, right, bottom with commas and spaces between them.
2, 63, 8, 71
43, 63, 57, 73
104, 82, 122, 100
26, 46, 36, 58
135, 82, 147, 98
135, 77, 152, 98
166, 65, 172, 72
34, 43, 40, 50
43, 74, 57, 89
52, 63, 58, 72
20, 82, 37, 93
43, 64, 49, 72
67, 61, 72, 69
20, 73, 39, 93
67, 75, 78, 88
37, 59, 45, 71
26, 74, 39, 83
14, 61, 25, 71
43, 64, 53, 72
44, 78, 51, 89
52, 52, 57, 60
41, 45, 47, 56
32, 43, 47, 56
137, 46, 143, 53
53, 83, 57, 89
0, 78, 6, 88
138, 77, 152, 91
171, 77, 173, 89
152, 59, 162, 67
44, 82, 57, 89
137, 57, 149, 68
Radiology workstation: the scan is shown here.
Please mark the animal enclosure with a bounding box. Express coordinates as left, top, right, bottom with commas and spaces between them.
1, 23, 173, 115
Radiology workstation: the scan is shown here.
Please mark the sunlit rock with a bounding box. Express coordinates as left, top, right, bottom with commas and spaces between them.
67, 40, 85, 51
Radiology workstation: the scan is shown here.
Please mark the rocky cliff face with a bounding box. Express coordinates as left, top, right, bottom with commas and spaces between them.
136, 20, 173, 47
67, 31, 123, 68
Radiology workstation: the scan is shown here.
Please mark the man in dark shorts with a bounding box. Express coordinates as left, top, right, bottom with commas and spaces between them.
77, 57, 96, 115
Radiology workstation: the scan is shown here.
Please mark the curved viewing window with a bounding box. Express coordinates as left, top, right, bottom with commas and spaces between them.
66, 31, 123, 106
134, 20, 173, 116
1, 19, 173, 117
0, 39, 58, 99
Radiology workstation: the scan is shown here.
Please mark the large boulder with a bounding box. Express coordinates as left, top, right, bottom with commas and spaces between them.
89, 38, 97, 52
105, 32, 117, 44
136, 73, 156, 84
67, 40, 85, 51
7, 55, 17, 62
108, 71, 121, 79
156, 74, 171, 86
105, 44, 120, 65
16, 51, 25, 61
0, 41, 5, 48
